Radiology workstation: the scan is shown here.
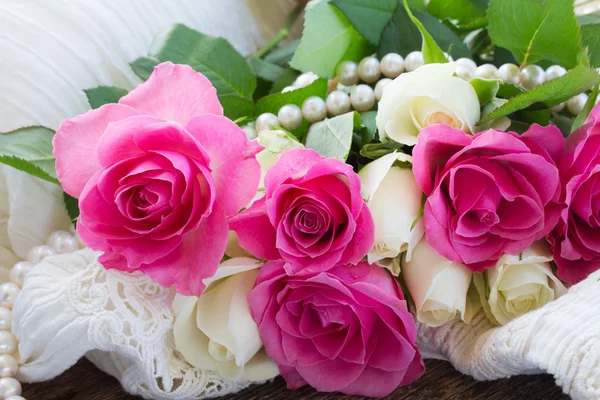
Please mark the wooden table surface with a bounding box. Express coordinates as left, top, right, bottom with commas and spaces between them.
23, 358, 569, 400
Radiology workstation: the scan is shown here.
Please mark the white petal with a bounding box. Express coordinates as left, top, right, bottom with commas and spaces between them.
239, 350, 279, 381
202, 257, 262, 288
172, 296, 217, 371
4, 167, 71, 259
403, 239, 472, 327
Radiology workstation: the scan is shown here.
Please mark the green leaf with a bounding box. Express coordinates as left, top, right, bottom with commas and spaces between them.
153, 24, 256, 99
247, 57, 285, 82
360, 111, 377, 138
496, 83, 525, 99
306, 112, 355, 160
264, 40, 300, 66
84, 86, 128, 109
478, 66, 600, 124
359, 141, 404, 159
580, 22, 600, 67
332, 0, 398, 45
470, 78, 500, 104
257, 78, 328, 115
63, 192, 80, 223
378, 6, 471, 60
402, 0, 447, 64
407, 0, 426, 9
290, 0, 371, 78
572, 83, 599, 131
0, 126, 58, 184
427, 0, 488, 26
487, 0, 581, 68
219, 95, 257, 122
130, 57, 159, 81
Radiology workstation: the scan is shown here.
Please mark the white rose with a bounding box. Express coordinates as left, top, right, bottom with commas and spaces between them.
358, 152, 424, 265
473, 241, 568, 326
0, 165, 71, 277
402, 239, 480, 327
376, 63, 481, 145
172, 257, 278, 381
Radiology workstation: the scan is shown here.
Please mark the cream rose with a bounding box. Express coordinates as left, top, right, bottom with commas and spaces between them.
172, 257, 278, 381
358, 152, 424, 264
376, 63, 480, 145
402, 239, 480, 327
473, 242, 567, 326
0, 165, 71, 277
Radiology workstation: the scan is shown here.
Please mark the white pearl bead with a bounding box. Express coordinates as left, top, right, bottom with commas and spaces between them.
519, 65, 545, 90
0, 378, 21, 398
241, 125, 257, 140
567, 93, 588, 115
545, 65, 567, 81
26, 245, 56, 264
350, 84, 375, 112
374, 78, 392, 101
278, 104, 303, 130
47, 230, 79, 254
282, 86, 295, 93
9, 262, 31, 288
301, 96, 327, 123
404, 51, 424, 72
497, 63, 520, 85
0, 332, 16, 355
255, 113, 280, 133
336, 61, 359, 86
475, 64, 498, 79
0, 355, 18, 378
380, 53, 404, 78
0, 308, 11, 332
326, 90, 351, 116
455, 64, 474, 80
0, 284, 19, 310
293, 72, 318, 88
358, 56, 381, 83
550, 102, 566, 112
6, 396, 25, 400
455, 58, 477, 70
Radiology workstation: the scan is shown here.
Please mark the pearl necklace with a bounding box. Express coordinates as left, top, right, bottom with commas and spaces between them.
244, 51, 591, 139
0, 230, 81, 400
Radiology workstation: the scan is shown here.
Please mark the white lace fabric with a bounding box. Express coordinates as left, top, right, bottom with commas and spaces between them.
13, 250, 254, 399
12, 249, 600, 399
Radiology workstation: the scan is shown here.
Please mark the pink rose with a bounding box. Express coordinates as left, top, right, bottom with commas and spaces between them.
229, 148, 374, 274
53, 62, 262, 296
549, 105, 600, 283
248, 260, 424, 397
413, 124, 563, 272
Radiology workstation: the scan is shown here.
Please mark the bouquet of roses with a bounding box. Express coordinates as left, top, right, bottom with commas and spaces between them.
2, 0, 600, 399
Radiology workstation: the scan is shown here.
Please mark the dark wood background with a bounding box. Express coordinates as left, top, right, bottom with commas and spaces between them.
23, 358, 569, 400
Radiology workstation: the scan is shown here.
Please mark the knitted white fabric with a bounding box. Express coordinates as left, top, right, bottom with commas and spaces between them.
11, 249, 600, 399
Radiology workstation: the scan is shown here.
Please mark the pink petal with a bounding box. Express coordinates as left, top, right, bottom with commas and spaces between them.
339, 205, 375, 265
53, 103, 140, 197
412, 124, 472, 195
521, 124, 565, 164
264, 148, 324, 195
119, 62, 223, 124
186, 114, 262, 216
228, 197, 280, 260
140, 203, 229, 296
96, 118, 211, 168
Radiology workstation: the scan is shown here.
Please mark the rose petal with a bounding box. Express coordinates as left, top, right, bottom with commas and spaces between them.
119, 62, 223, 124
53, 103, 140, 197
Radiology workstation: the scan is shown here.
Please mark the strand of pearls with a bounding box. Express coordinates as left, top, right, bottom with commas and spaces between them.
244, 52, 592, 138
0, 230, 82, 400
